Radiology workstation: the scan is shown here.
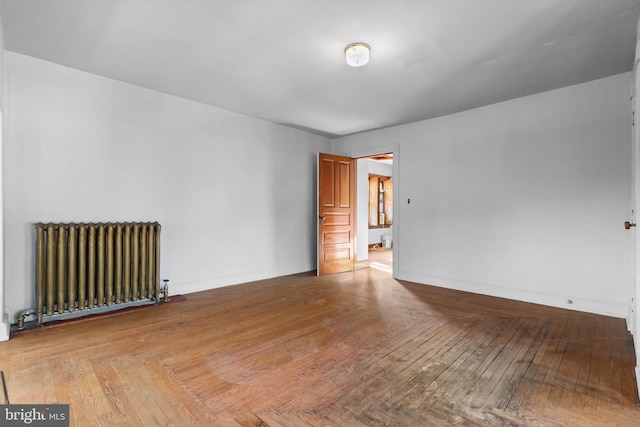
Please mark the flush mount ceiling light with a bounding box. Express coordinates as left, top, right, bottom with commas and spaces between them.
344, 42, 370, 67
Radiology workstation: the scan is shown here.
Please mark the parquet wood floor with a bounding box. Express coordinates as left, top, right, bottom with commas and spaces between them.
1, 252, 638, 426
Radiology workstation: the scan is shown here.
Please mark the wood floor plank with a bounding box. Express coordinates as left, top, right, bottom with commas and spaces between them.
62, 358, 92, 426
621, 339, 639, 409
530, 316, 573, 409
8, 356, 31, 404
569, 316, 595, 410
546, 317, 578, 408
93, 358, 145, 426
583, 316, 602, 410
609, 322, 626, 411
29, 363, 46, 405
425, 318, 511, 407
48, 359, 68, 406
555, 315, 587, 408
376, 318, 479, 404
80, 358, 116, 420
504, 319, 556, 411
591, 315, 612, 410
460, 317, 530, 408
335, 318, 451, 409
111, 357, 174, 426
492, 318, 550, 410
407, 319, 503, 410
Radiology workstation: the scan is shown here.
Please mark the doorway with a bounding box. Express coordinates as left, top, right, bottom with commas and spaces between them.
347, 144, 398, 276
356, 153, 394, 274
316, 145, 398, 277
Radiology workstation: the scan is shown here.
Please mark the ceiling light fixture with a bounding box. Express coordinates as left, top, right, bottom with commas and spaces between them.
344, 42, 370, 67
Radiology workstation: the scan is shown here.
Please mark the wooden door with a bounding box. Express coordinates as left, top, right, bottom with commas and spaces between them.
318, 153, 356, 275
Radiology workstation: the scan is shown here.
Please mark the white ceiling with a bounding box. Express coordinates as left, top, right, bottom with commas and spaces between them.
1, 0, 639, 137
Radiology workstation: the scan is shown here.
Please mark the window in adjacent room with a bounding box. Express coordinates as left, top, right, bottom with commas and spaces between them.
369, 175, 393, 228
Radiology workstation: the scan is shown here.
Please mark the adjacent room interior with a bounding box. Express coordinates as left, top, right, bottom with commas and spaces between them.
0, 1, 640, 425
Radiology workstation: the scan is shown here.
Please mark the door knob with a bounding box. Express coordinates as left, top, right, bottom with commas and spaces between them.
319, 215, 325, 223
625, 221, 636, 229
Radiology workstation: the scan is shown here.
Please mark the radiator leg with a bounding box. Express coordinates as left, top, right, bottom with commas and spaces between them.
115, 225, 123, 304
78, 225, 87, 310
140, 225, 147, 299
147, 225, 155, 301
88, 225, 96, 308
106, 224, 114, 306
57, 225, 67, 313
35, 224, 45, 326
46, 224, 55, 316
68, 224, 77, 312
97, 224, 105, 307
123, 225, 131, 302
132, 224, 140, 300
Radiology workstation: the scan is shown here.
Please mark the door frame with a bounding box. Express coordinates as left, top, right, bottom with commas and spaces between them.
345, 144, 399, 278
632, 52, 640, 396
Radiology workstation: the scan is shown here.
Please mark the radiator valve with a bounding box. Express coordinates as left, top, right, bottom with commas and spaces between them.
161, 279, 170, 303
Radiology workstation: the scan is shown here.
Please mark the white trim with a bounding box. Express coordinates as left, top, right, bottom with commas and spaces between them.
0, 322, 8, 342
316, 153, 320, 276
345, 144, 400, 279
636, 366, 640, 402
632, 15, 640, 400
0, 49, 6, 341
397, 270, 628, 319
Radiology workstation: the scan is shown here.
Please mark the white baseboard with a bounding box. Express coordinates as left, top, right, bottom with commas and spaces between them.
174, 267, 627, 318
396, 271, 627, 319
0, 321, 9, 342
172, 264, 315, 296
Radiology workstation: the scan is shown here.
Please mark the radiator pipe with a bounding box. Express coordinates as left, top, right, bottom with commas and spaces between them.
15, 309, 36, 330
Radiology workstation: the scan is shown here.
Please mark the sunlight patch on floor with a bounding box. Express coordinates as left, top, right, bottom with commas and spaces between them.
370, 262, 392, 273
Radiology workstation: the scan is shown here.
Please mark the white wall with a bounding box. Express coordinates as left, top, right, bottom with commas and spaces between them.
3, 52, 331, 322
368, 159, 393, 177
336, 73, 633, 318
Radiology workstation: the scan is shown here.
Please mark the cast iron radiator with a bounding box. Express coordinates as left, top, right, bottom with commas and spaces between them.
26, 222, 164, 327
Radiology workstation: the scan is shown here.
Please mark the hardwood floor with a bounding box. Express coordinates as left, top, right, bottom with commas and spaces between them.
1, 253, 638, 426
